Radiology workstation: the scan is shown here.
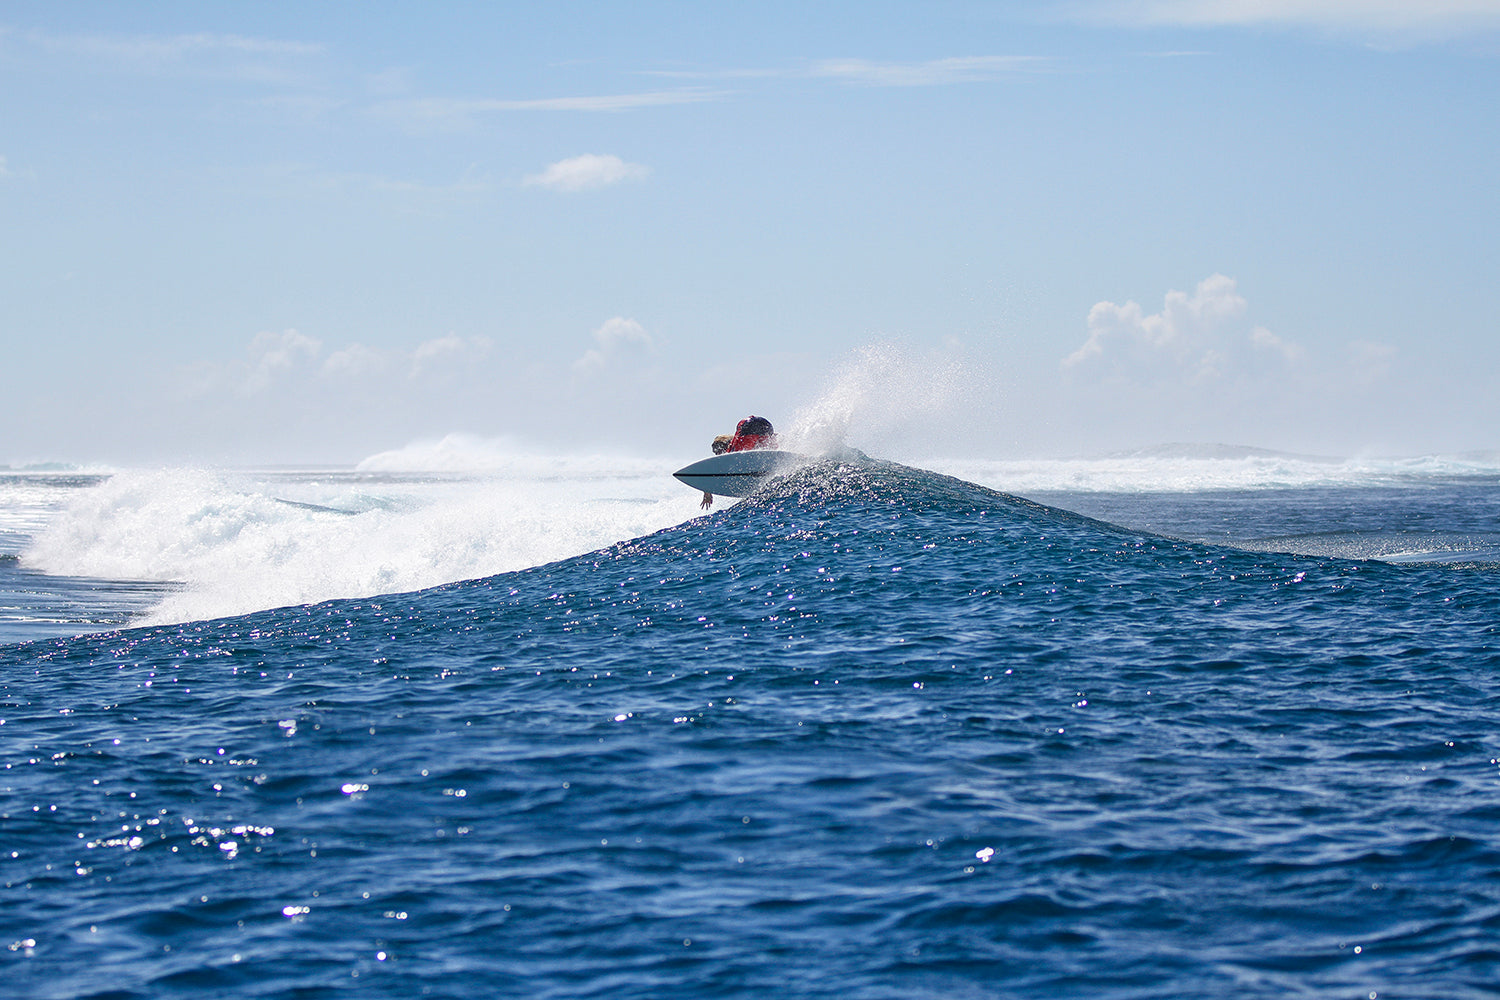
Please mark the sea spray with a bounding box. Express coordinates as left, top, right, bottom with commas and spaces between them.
783, 342, 982, 458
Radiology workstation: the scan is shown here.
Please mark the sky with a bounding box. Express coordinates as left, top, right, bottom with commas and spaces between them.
3, 0, 1498, 466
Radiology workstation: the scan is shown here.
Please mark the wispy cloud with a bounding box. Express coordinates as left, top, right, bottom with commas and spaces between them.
32, 29, 324, 60
371, 89, 721, 130
12, 26, 324, 83
1072, 0, 1500, 37
525, 154, 649, 192
642, 55, 1046, 86
812, 55, 1045, 86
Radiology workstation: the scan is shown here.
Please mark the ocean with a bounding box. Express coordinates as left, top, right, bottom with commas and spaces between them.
3, 444, 1499, 998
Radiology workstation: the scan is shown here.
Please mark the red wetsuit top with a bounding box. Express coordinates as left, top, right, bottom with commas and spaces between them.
728, 432, 775, 452
728, 416, 778, 452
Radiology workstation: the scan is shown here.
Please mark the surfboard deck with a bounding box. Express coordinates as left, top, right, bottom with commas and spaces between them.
673, 450, 806, 498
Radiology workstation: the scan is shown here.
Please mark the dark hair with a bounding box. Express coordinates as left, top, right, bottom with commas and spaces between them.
739, 415, 774, 436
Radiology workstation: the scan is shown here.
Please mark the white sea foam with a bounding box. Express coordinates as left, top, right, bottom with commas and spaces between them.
17, 439, 1500, 628
927, 448, 1500, 494
22, 451, 704, 626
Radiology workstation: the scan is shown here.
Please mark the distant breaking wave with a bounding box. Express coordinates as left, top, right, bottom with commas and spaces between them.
13, 443, 1500, 629
929, 446, 1500, 494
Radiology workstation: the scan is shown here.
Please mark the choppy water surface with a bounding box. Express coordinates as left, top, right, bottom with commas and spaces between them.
3, 458, 1499, 998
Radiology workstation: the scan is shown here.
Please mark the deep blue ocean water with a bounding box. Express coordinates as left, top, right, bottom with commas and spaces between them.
4, 457, 1500, 998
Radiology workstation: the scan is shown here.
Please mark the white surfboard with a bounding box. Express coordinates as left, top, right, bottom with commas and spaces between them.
673, 450, 806, 498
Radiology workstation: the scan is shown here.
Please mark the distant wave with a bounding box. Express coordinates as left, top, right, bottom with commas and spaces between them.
928, 446, 1500, 494
1, 462, 116, 475
1100, 442, 1341, 462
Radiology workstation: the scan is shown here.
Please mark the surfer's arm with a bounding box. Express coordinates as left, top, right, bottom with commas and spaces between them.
700, 491, 714, 509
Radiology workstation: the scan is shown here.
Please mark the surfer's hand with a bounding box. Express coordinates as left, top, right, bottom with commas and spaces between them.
700, 492, 714, 509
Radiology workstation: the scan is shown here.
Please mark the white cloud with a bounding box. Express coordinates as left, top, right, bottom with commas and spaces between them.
322, 342, 390, 376
524, 154, 651, 192
1064, 273, 1285, 383
575, 317, 655, 370
410, 334, 491, 375
317, 334, 491, 378
371, 90, 719, 130
23, 28, 323, 61
1251, 325, 1305, 364
1054, 276, 1326, 449
183, 329, 495, 396
246, 328, 323, 391
1074, 0, 1500, 36
15, 27, 324, 84
813, 55, 1044, 86
1062, 275, 1308, 395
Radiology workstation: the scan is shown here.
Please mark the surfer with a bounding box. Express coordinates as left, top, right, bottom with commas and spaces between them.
700, 417, 779, 508
728, 415, 778, 452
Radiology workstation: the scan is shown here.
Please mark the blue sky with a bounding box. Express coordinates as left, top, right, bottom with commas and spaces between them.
3, 1, 1498, 465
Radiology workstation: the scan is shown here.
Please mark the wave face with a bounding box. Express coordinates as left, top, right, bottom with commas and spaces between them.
4, 458, 1500, 998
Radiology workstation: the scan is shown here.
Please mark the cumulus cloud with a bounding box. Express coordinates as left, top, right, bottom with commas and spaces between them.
1052, 274, 1424, 451
575, 317, 655, 371
319, 335, 490, 377
1251, 325, 1305, 364
182, 329, 493, 395
321, 342, 390, 376
524, 154, 650, 192
1052, 275, 1366, 449
410, 334, 492, 374
246, 328, 323, 391
1063, 273, 1293, 383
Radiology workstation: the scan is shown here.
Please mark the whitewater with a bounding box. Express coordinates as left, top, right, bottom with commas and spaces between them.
7, 439, 1499, 638
4, 439, 1500, 999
